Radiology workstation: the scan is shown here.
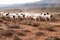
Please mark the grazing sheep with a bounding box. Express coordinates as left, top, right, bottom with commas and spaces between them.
8, 13, 18, 20
40, 13, 54, 21
33, 13, 42, 21
6, 13, 10, 16
17, 13, 25, 20
2, 13, 8, 16
0, 12, 54, 21
33, 16, 37, 21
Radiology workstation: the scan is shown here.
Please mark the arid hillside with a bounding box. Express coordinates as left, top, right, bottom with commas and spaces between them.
25, 7, 60, 13
0, 7, 60, 13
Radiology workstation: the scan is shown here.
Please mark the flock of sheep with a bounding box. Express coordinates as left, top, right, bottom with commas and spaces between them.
0, 12, 54, 21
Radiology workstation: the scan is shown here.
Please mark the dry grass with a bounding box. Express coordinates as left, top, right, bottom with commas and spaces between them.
45, 36, 60, 40
21, 20, 32, 25
0, 28, 5, 37
45, 26, 56, 32
0, 19, 3, 23
13, 36, 22, 40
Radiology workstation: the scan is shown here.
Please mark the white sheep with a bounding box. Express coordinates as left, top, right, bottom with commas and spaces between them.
17, 13, 24, 18
8, 13, 18, 19
41, 13, 54, 21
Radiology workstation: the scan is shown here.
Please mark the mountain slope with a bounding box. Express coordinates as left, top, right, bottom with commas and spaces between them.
0, 0, 60, 9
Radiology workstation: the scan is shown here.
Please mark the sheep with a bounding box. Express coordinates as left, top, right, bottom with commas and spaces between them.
7, 13, 17, 20
20, 13, 33, 20
0, 12, 54, 21
11, 13, 18, 20
6, 13, 10, 16
40, 13, 54, 21
17, 13, 23, 18
7, 13, 13, 20
2, 13, 8, 16
23, 13, 30, 18
32, 14, 39, 21
22, 13, 41, 21
16, 13, 24, 20
32, 16, 38, 21
0, 12, 10, 17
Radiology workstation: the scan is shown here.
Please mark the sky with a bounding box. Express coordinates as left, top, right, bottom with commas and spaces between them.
0, 0, 41, 4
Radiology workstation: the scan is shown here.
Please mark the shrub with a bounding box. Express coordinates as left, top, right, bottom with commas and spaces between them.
38, 26, 43, 30
3, 21, 9, 25
22, 30, 31, 32
13, 36, 21, 40
45, 26, 56, 32
2, 30, 14, 37
1, 16, 6, 20
17, 32, 25, 36
45, 36, 60, 40
32, 22, 40, 27
0, 19, 3, 22
0, 28, 5, 36
22, 20, 32, 25
35, 32, 44, 36
8, 24, 20, 29
26, 21, 31, 25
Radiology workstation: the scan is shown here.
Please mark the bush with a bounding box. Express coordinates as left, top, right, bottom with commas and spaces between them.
8, 24, 20, 29
0, 28, 5, 36
1, 16, 6, 20
26, 21, 32, 25
13, 36, 21, 40
35, 32, 44, 36
32, 22, 40, 27
45, 36, 60, 40
38, 26, 43, 30
45, 26, 56, 32
22, 20, 32, 25
17, 32, 25, 36
3, 21, 9, 25
0, 19, 3, 22
2, 30, 14, 37
22, 30, 31, 32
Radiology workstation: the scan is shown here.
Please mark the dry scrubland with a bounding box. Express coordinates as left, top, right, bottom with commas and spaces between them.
0, 8, 60, 40
1, 7, 60, 13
